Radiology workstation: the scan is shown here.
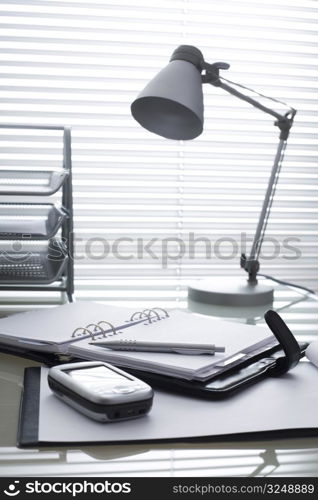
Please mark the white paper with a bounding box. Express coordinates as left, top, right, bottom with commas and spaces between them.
70, 311, 274, 380
38, 362, 318, 444
0, 301, 137, 346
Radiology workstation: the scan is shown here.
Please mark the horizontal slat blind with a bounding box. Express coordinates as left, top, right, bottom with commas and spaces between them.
0, 0, 317, 305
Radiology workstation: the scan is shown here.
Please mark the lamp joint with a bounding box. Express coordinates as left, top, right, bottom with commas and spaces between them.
240, 253, 259, 284
201, 61, 230, 86
274, 111, 296, 140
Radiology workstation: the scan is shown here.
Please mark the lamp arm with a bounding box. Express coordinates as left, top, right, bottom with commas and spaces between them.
240, 137, 287, 283
201, 63, 296, 126
204, 74, 296, 284
218, 80, 287, 122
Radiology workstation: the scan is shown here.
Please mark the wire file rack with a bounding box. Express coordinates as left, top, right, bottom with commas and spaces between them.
0, 124, 74, 302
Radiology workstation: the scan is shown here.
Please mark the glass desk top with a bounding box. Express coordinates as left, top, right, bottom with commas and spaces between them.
1, 279, 318, 477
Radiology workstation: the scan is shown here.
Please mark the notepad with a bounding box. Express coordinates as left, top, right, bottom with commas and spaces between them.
0, 302, 139, 352
69, 310, 276, 381
0, 301, 277, 381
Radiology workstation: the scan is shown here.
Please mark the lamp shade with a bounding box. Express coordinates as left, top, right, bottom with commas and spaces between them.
131, 59, 204, 140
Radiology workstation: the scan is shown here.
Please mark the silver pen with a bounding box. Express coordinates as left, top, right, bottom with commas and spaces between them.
90, 340, 225, 355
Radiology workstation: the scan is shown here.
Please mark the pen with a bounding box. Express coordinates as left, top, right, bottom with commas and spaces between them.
90, 340, 225, 355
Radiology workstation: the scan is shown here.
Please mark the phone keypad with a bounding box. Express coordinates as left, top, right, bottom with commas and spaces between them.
92, 383, 146, 396
93, 385, 113, 395
112, 385, 137, 394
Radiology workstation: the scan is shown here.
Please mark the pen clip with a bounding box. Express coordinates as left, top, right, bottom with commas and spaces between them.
173, 349, 215, 355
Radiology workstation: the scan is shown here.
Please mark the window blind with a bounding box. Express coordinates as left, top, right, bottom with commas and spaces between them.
0, 0, 317, 307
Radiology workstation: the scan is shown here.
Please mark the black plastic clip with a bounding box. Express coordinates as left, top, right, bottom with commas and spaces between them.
201, 61, 230, 85
264, 310, 301, 376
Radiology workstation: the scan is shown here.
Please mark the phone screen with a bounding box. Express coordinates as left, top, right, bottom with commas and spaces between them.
66, 365, 131, 390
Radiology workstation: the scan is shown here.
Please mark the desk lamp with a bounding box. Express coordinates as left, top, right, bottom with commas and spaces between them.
131, 45, 296, 307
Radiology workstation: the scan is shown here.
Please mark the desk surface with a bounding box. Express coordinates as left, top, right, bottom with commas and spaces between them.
1, 280, 318, 477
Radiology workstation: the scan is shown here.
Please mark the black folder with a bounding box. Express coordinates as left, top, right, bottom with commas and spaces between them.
18, 362, 318, 448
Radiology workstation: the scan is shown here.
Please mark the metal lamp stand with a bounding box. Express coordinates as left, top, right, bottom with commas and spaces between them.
188, 64, 296, 307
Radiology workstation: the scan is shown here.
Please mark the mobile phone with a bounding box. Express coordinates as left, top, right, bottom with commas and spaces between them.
48, 361, 153, 422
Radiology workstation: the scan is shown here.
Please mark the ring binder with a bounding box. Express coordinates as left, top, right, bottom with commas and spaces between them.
96, 321, 120, 338
0, 300, 307, 401
70, 307, 170, 342
134, 309, 161, 322
71, 326, 98, 339
152, 307, 170, 318
86, 322, 117, 341
71, 321, 117, 341
129, 308, 170, 324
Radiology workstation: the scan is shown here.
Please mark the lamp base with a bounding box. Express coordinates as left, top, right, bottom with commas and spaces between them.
188, 277, 274, 307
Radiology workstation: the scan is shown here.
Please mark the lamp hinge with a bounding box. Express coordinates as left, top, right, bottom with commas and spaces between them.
201, 61, 230, 85
274, 110, 296, 140
240, 253, 260, 284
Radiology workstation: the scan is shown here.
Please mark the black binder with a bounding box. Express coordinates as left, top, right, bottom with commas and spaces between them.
125, 310, 308, 399
4, 310, 309, 399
